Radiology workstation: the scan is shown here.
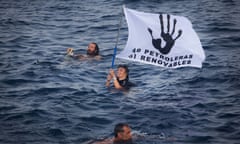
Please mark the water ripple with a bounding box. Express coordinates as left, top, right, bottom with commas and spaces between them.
0, 0, 240, 144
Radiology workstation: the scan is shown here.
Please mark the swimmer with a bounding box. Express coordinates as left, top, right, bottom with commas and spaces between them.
90, 123, 170, 144
92, 123, 133, 144
105, 65, 134, 90
66, 42, 101, 60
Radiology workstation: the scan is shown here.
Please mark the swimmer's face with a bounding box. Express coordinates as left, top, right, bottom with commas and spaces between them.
87, 43, 96, 56
120, 126, 132, 140
117, 67, 127, 79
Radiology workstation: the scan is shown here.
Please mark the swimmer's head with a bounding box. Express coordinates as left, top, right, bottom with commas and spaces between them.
114, 123, 132, 144
117, 65, 129, 81
87, 42, 99, 56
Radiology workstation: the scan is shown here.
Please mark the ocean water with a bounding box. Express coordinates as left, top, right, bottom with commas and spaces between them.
0, 0, 240, 144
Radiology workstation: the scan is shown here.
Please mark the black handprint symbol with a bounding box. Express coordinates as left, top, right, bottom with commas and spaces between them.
148, 14, 182, 55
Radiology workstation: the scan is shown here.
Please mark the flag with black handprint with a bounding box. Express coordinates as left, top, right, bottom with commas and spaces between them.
117, 7, 205, 68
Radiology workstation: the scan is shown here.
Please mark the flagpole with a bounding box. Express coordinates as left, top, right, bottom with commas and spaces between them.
111, 6, 124, 68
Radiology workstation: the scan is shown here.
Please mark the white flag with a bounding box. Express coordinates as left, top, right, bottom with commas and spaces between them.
116, 7, 205, 68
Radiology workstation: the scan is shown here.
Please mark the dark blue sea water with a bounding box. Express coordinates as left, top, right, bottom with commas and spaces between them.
0, 0, 240, 144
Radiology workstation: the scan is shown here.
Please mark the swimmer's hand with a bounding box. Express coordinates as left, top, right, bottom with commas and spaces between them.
67, 48, 74, 56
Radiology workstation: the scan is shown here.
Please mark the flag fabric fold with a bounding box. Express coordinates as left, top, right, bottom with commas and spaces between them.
116, 7, 205, 68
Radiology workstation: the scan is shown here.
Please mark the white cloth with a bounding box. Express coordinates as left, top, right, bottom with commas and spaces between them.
116, 7, 205, 68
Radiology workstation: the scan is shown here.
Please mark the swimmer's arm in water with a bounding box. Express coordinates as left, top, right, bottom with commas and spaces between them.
105, 70, 113, 87
66, 48, 101, 60
75, 54, 86, 60
66, 48, 86, 59
91, 138, 113, 144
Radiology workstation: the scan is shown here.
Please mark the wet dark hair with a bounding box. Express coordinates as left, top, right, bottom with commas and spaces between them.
117, 65, 129, 80
92, 42, 99, 55
114, 123, 129, 137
